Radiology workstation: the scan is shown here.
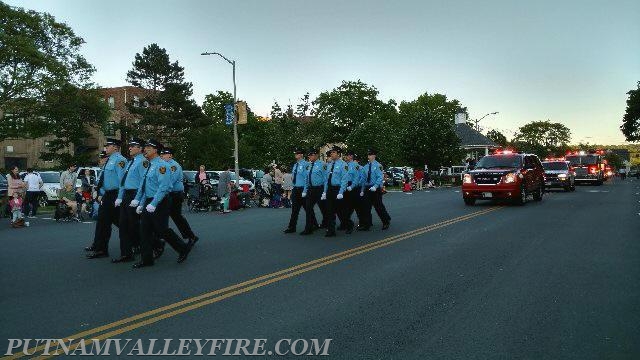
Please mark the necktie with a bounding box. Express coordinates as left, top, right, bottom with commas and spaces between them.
328, 162, 336, 185
367, 163, 372, 183
308, 161, 314, 186
140, 162, 152, 195
293, 163, 298, 184
121, 159, 134, 186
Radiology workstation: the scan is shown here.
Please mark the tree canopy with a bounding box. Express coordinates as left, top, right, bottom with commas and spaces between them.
620, 82, 640, 142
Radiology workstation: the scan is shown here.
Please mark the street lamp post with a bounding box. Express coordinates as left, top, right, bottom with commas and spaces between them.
201, 51, 239, 181
473, 111, 499, 132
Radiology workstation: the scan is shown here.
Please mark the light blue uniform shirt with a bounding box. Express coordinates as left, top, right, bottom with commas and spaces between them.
346, 160, 363, 189
118, 153, 146, 199
291, 159, 308, 188
324, 158, 349, 194
303, 160, 327, 193
102, 152, 127, 191
134, 156, 171, 207
166, 158, 184, 193
361, 160, 384, 189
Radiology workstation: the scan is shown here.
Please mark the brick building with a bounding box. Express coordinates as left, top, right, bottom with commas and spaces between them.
0, 86, 149, 170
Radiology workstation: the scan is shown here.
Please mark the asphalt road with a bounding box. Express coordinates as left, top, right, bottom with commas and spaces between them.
1, 179, 638, 359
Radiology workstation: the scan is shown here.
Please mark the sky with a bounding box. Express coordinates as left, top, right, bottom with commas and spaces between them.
7, 0, 640, 144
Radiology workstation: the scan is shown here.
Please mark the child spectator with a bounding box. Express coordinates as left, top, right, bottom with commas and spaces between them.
9, 192, 24, 226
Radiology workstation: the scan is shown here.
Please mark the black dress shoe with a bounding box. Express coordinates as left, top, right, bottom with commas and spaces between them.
86, 251, 109, 259
111, 255, 134, 263
177, 239, 195, 263
382, 223, 390, 230
283, 228, 296, 234
191, 236, 199, 244
84, 245, 95, 252
325, 231, 337, 237
132, 262, 153, 269
299, 229, 313, 235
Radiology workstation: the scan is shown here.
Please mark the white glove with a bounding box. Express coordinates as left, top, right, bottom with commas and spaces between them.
136, 206, 143, 214
337, 193, 343, 200
130, 199, 139, 207
301, 192, 307, 198
347, 186, 352, 191
360, 192, 364, 197
146, 204, 156, 213
321, 193, 327, 200
114, 199, 122, 207
369, 186, 377, 192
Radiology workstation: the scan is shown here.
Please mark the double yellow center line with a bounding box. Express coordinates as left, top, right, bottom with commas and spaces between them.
6, 206, 501, 359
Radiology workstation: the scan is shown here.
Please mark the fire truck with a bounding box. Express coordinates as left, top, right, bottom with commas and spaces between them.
565, 150, 605, 185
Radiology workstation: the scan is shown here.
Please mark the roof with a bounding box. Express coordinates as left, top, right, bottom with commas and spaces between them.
455, 123, 498, 148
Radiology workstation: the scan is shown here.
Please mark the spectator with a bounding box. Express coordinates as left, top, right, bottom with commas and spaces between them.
261, 168, 273, 196
273, 164, 284, 197
196, 165, 209, 185
22, 168, 43, 218
414, 168, 424, 190
59, 164, 78, 189
59, 182, 79, 217
9, 192, 23, 225
6, 165, 24, 198
217, 165, 232, 214
79, 169, 96, 192
282, 166, 293, 208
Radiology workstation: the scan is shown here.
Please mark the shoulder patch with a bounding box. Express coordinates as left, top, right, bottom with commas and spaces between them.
170, 165, 177, 172
143, 160, 149, 168
159, 166, 166, 175
118, 161, 126, 168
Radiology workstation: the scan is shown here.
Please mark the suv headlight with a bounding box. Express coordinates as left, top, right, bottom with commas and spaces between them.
558, 173, 567, 179
504, 173, 517, 183
463, 174, 473, 184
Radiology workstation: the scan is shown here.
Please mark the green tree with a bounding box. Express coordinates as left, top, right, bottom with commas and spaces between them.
486, 129, 508, 147
202, 90, 234, 124
125, 43, 207, 147
40, 84, 110, 165
313, 80, 389, 143
513, 120, 571, 156
620, 82, 640, 142
398, 92, 464, 168
604, 151, 624, 170
0, 2, 95, 141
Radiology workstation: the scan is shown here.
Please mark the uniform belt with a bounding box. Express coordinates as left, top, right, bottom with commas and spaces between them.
124, 189, 137, 194
104, 189, 118, 193
171, 191, 182, 194
310, 185, 323, 189
329, 185, 340, 189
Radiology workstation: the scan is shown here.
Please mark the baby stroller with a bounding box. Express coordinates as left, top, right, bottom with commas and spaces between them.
54, 200, 80, 222
187, 181, 219, 212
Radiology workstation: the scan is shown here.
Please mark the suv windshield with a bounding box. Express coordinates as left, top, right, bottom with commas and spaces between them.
566, 155, 598, 166
40, 172, 61, 183
475, 155, 522, 169
542, 162, 568, 171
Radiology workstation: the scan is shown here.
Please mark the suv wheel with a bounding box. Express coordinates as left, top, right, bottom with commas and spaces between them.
533, 184, 544, 201
515, 184, 527, 206
39, 195, 48, 208
463, 197, 476, 206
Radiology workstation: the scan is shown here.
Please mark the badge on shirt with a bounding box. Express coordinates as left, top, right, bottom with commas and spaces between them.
118, 161, 126, 168
143, 161, 149, 168
159, 166, 166, 174
170, 165, 177, 172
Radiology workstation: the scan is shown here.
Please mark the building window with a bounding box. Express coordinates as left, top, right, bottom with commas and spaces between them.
6, 145, 13, 153
108, 96, 115, 109
104, 121, 116, 136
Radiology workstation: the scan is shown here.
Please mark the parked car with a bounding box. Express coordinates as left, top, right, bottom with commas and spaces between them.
207, 171, 254, 191
20, 171, 60, 207
462, 150, 545, 206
